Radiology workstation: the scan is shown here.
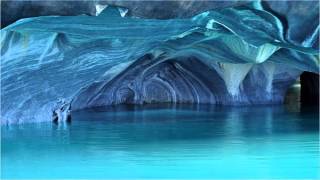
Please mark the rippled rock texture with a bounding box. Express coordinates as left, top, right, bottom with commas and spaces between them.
1, 1, 319, 124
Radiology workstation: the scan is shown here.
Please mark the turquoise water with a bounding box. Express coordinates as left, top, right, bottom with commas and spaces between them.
1, 104, 319, 179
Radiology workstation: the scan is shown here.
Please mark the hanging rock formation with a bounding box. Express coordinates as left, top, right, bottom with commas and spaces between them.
1, 1, 319, 124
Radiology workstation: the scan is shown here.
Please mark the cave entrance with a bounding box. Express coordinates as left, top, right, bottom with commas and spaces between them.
300, 72, 319, 106
285, 72, 319, 107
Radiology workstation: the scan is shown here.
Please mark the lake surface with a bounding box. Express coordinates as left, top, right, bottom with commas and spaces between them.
1, 104, 319, 179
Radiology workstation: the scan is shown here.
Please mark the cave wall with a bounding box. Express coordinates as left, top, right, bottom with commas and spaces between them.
1, 1, 319, 124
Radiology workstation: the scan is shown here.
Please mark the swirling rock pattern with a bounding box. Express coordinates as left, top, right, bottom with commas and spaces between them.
1, 1, 319, 124
72, 54, 301, 110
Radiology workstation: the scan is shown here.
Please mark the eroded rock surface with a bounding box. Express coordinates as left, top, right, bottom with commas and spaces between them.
1, 1, 319, 124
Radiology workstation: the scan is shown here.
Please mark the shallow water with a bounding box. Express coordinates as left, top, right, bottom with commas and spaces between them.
1, 104, 319, 179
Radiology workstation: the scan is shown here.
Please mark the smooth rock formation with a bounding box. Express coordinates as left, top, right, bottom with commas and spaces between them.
1, 1, 319, 124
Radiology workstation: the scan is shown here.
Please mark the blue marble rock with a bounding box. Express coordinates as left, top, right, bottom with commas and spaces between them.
1, 1, 319, 124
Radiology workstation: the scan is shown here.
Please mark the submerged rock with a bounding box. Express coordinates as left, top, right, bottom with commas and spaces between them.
1, 1, 319, 124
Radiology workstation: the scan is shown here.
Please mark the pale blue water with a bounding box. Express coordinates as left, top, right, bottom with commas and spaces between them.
1, 104, 319, 179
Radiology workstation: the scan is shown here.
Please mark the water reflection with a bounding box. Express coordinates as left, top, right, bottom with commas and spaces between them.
9, 104, 303, 155
3, 104, 318, 142
2, 104, 319, 179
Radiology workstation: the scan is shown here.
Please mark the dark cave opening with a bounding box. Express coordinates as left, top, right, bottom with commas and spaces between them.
299, 72, 319, 118
300, 72, 319, 106
284, 71, 319, 113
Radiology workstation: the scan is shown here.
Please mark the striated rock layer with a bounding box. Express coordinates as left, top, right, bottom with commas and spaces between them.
1, 1, 319, 124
